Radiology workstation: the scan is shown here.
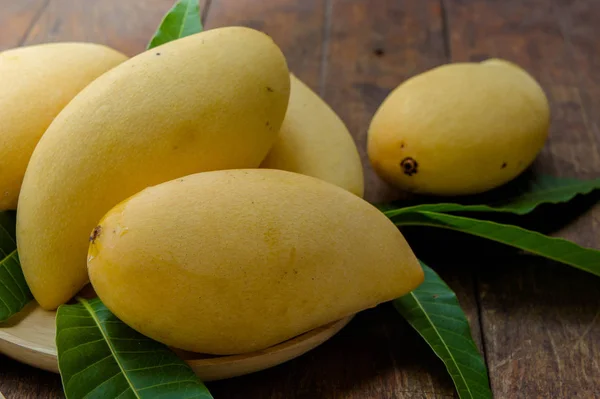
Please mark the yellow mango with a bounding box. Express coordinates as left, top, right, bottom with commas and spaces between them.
261, 74, 364, 196
17, 27, 290, 310
88, 169, 423, 355
368, 59, 550, 195
0, 43, 127, 210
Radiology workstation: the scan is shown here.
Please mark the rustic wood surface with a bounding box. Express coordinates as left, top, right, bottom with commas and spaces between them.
0, 0, 598, 398
444, 2, 600, 398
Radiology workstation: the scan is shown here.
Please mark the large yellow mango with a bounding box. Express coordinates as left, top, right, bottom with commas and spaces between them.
17, 27, 290, 310
261, 74, 364, 197
88, 169, 423, 355
0, 43, 127, 210
368, 59, 550, 195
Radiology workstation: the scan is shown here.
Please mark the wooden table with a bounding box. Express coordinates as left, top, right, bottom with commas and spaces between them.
1, 1, 599, 398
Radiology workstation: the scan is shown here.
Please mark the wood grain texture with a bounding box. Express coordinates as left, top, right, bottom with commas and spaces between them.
445, 0, 600, 398
0, 358, 62, 399
21, 0, 206, 56
0, 0, 48, 50
204, 0, 325, 91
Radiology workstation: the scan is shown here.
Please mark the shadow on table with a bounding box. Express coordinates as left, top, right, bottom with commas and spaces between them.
207, 304, 456, 398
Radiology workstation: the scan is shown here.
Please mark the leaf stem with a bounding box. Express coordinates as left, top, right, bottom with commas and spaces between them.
77, 297, 141, 399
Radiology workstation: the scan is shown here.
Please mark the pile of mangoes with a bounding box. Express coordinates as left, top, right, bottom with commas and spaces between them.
1, 25, 549, 355
1, 27, 423, 355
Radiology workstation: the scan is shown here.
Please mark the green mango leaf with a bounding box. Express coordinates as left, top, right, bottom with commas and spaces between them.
56, 297, 213, 399
393, 211, 600, 277
394, 262, 492, 399
147, 0, 203, 49
383, 175, 600, 217
0, 212, 33, 322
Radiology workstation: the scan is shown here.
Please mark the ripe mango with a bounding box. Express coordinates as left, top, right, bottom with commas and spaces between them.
88, 169, 423, 355
17, 27, 290, 310
368, 59, 550, 195
0, 43, 127, 210
261, 74, 364, 196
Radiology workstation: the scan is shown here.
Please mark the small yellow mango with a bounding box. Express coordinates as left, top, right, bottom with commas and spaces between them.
88, 169, 423, 355
368, 59, 550, 196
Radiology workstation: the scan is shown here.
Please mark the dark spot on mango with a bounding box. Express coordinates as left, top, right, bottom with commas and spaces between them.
501, 162, 507, 169
266, 86, 274, 92
400, 157, 418, 176
400, 142, 406, 149
374, 48, 385, 57
90, 226, 102, 243
156, 52, 161, 56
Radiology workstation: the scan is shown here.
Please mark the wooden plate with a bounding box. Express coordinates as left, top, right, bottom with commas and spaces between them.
0, 301, 352, 381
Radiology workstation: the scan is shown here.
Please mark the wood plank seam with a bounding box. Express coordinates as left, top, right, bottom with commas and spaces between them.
17, 0, 50, 46
440, 0, 452, 59
201, 0, 213, 25
318, 0, 333, 97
